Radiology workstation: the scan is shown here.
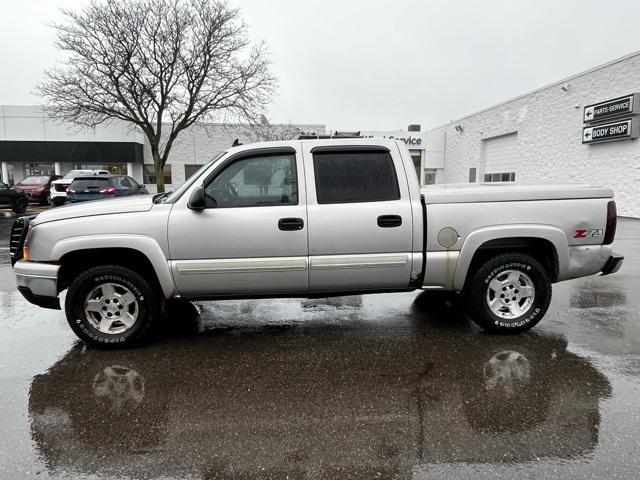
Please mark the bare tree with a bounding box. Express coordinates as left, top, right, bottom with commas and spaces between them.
237, 114, 303, 143
37, 0, 275, 192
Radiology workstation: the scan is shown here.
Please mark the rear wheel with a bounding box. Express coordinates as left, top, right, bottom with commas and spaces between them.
65, 265, 162, 348
465, 253, 551, 333
12, 197, 27, 214
40, 194, 50, 206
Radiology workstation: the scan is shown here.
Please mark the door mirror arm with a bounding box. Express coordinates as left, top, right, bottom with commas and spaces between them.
188, 186, 207, 210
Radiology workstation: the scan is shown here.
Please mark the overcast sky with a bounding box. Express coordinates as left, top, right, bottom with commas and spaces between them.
1, 0, 640, 131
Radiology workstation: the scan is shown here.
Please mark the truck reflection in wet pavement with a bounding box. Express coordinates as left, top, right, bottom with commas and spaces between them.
29, 295, 610, 479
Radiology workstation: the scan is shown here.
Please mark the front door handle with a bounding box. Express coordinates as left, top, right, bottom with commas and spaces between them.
377, 215, 402, 228
278, 217, 304, 231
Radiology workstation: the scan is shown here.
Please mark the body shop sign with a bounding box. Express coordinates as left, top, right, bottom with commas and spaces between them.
583, 94, 638, 123
582, 119, 638, 144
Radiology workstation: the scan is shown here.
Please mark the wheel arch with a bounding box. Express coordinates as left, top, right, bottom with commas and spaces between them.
453, 225, 568, 291
53, 236, 175, 299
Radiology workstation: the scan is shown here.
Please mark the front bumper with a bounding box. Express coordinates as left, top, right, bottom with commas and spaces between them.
14, 260, 61, 310
601, 254, 624, 276
24, 191, 45, 201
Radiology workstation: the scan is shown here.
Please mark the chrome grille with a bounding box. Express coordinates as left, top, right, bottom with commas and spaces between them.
9, 217, 30, 265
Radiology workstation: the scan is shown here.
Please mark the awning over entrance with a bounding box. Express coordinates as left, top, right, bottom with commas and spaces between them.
0, 141, 144, 164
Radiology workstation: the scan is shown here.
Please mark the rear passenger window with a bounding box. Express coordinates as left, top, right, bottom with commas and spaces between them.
313, 150, 401, 204
71, 178, 110, 189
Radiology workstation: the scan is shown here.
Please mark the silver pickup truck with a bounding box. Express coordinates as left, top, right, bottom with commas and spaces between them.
10, 139, 623, 347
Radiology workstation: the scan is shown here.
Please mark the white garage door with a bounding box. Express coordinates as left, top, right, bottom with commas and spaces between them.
483, 132, 518, 182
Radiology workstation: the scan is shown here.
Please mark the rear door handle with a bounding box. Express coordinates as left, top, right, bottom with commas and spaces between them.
278, 217, 304, 231
377, 215, 402, 228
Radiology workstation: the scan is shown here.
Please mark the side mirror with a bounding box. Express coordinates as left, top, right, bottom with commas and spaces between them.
139, 184, 145, 189
188, 186, 207, 210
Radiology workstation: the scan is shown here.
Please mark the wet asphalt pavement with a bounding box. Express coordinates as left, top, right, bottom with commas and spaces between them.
0, 215, 639, 479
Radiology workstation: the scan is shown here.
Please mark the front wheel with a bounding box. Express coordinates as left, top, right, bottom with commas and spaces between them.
65, 265, 162, 348
464, 253, 551, 334
12, 197, 28, 214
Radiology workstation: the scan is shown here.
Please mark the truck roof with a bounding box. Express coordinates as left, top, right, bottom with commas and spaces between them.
226, 138, 405, 155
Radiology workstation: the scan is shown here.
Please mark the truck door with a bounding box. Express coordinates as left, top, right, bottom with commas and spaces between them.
167, 145, 309, 296
302, 142, 414, 291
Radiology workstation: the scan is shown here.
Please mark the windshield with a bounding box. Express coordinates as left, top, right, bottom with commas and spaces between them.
160, 151, 227, 203
20, 176, 49, 185
63, 170, 94, 180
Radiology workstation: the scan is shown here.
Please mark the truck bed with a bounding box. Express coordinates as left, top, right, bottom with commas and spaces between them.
421, 183, 614, 204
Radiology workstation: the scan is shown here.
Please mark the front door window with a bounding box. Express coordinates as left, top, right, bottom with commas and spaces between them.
204, 154, 297, 208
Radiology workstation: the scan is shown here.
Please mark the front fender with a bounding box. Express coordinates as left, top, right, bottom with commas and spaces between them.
452, 224, 569, 291
50, 234, 176, 299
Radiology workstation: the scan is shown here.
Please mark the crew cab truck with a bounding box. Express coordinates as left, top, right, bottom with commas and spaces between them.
10, 139, 623, 348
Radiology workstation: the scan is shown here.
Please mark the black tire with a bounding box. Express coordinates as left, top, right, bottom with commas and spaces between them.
12, 197, 27, 214
464, 253, 551, 334
40, 194, 50, 206
65, 265, 162, 348
52, 197, 65, 207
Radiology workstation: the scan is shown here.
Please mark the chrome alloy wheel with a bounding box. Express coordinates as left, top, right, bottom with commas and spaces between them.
84, 283, 139, 334
486, 270, 535, 320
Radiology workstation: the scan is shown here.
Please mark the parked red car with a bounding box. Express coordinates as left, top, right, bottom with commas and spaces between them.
13, 175, 62, 206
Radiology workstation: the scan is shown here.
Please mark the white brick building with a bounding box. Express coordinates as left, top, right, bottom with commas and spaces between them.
428, 50, 640, 217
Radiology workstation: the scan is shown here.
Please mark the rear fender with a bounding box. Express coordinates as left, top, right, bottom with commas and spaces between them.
453, 224, 569, 291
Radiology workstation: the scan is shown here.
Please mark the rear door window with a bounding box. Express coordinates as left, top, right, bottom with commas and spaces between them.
312, 149, 400, 204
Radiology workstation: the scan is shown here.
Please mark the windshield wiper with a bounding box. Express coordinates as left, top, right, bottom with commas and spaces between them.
153, 191, 172, 203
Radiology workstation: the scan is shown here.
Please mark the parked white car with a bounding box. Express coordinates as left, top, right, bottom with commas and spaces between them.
11, 139, 623, 348
50, 170, 110, 206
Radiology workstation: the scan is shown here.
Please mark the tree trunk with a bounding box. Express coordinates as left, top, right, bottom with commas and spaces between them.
151, 146, 165, 193
154, 163, 166, 193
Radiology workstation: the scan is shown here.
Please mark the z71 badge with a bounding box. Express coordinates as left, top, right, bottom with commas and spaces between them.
574, 229, 604, 238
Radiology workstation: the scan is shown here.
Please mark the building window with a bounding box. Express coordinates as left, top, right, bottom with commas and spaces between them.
74, 163, 127, 175
411, 154, 421, 182
484, 172, 516, 182
424, 169, 437, 185
24, 163, 55, 176
312, 150, 400, 204
184, 164, 202, 180
468, 168, 477, 183
143, 165, 172, 185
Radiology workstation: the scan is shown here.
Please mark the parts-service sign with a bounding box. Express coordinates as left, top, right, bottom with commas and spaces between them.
582, 119, 638, 144
583, 94, 638, 123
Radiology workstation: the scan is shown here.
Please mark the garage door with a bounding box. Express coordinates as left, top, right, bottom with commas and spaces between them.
483, 132, 518, 182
